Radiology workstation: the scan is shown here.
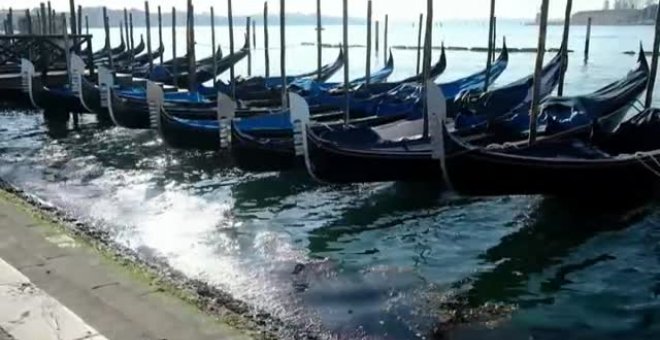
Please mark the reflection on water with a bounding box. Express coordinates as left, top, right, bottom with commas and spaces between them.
3, 21, 660, 338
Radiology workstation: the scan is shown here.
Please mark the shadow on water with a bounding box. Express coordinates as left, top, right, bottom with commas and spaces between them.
307, 182, 481, 256
231, 169, 320, 212
430, 197, 652, 339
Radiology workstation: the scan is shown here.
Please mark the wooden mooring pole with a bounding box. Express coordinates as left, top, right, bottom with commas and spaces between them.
7, 8, 13, 36
119, 21, 125, 51
280, 0, 287, 107
384, 14, 388, 61
40, 3, 47, 36
247, 17, 252, 77
47, 2, 52, 34
77, 5, 82, 35
25, 10, 33, 35
187, 0, 196, 92
365, 0, 372, 86
375, 20, 379, 57
227, 0, 235, 97
211, 6, 216, 88
158, 6, 163, 64
484, 0, 496, 91
264, 1, 270, 78
316, 0, 322, 80
558, 0, 573, 97
145, 1, 153, 73
492, 16, 497, 62
342, 0, 349, 124
416, 13, 423, 74
35, 10, 41, 36
644, 0, 660, 108
123, 9, 131, 65
85, 15, 88, 35
129, 13, 135, 57
421, 0, 433, 138
253, 20, 257, 48
103, 7, 114, 70
68, 0, 76, 42
172, 7, 178, 88
528, 0, 550, 145
584, 17, 592, 64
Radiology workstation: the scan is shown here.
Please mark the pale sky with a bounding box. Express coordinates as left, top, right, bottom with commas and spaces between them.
0, 0, 609, 20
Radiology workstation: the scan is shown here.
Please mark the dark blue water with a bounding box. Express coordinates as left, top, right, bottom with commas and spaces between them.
2, 21, 660, 339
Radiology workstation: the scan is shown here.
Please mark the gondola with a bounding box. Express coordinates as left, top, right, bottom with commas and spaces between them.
139, 46, 222, 80
145, 81, 241, 149
93, 36, 146, 65
150, 40, 247, 88
229, 46, 505, 172
91, 38, 127, 59
144, 51, 435, 152
133, 43, 166, 67
20, 59, 88, 115
231, 49, 346, 103
439, 106, 660, 199
302, 48, 649, 184
0, 68, 69, 103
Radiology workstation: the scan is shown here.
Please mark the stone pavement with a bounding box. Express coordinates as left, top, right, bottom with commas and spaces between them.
0, 194, 251, 340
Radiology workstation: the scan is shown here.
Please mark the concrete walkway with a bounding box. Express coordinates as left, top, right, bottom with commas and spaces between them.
0, 194, 251, 340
